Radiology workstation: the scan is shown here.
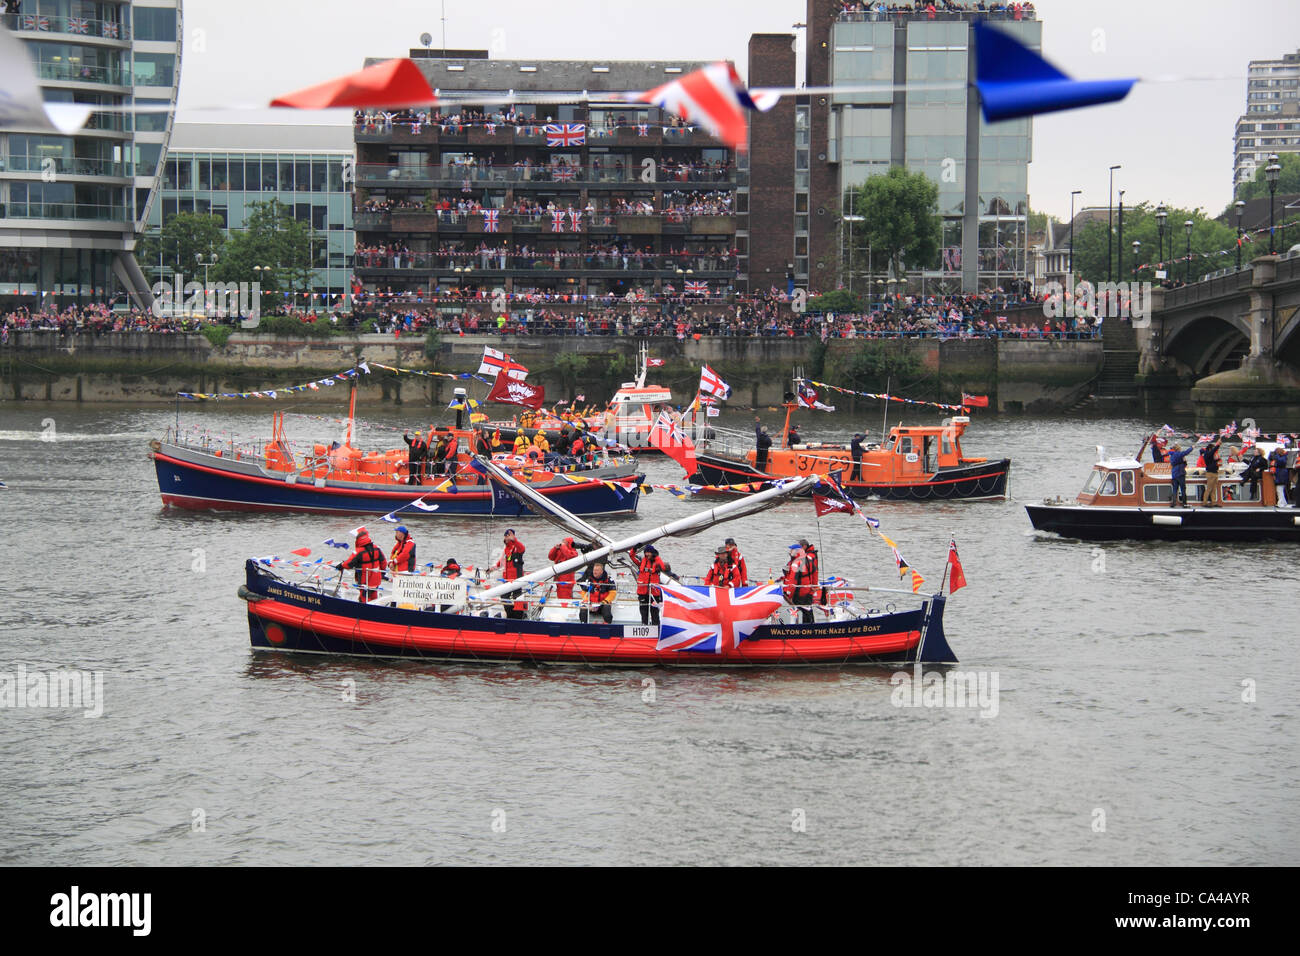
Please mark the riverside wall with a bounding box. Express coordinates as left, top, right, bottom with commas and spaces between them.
1, 331, 1102, 413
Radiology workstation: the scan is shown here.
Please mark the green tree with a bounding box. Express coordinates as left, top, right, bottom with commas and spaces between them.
845, 167, 942, 279
1235, 152, 1300, 202
808, 289, 865, 313
1069, 203, 1239, 286
213, 200, 314, 309
837, 342, 922, 394
136, 212, 225, 283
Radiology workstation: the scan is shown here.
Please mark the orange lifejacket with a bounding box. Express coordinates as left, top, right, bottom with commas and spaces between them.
705, 558, 741, 588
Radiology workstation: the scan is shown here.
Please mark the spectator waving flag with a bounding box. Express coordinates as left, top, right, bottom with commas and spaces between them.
699, 364, 731, 400
633, 61, 779, 151
545, 123, 586, 147
656, 581, 785, 654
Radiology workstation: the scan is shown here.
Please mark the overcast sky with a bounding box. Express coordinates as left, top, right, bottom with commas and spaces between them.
175, 0, 1300, 221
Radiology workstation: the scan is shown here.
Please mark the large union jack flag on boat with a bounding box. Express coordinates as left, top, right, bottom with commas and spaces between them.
545, 123, 586, 147
656, 582, 785, 653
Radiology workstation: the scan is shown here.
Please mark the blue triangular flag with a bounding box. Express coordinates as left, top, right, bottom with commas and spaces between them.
973, 22, 1135, 122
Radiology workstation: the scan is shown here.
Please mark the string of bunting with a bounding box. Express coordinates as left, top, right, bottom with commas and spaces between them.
807, 379, 971, 413
177, 362, 495, 401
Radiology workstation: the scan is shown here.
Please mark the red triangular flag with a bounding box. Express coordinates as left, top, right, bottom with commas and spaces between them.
290, 547, 312, 557
947, 539, 967, 593
271, 59, 435, 110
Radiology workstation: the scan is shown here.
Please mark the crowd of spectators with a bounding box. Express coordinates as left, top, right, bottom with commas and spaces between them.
838, 1, 1035, 19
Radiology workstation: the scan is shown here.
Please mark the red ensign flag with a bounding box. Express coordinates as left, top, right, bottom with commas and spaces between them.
947, 538, 967, 593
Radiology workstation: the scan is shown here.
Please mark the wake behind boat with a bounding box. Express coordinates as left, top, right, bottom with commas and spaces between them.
237, 462, 960, 667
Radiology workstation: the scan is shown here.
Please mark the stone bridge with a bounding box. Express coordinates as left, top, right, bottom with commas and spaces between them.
1137, 252, 1300, 424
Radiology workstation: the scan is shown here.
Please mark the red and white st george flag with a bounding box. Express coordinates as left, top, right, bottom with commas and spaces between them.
478, 346, 527, 380
698, 364, 731, 400
631, 61, 779, 151
947, 538, 967, 593
487, 375, 545, 410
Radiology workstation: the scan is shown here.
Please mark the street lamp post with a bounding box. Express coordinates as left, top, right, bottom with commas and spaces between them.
1116, 190, 1125, 281
1184, 220, 1194, 284
1235, 199, 1245, 269
1107, 164, 1121, 282
1265, 154, 1281, 254
1131, 240, 1141, 280
843, 214, 864, 293
1156, 203, 1167, 275
1069, 190, 1081, 280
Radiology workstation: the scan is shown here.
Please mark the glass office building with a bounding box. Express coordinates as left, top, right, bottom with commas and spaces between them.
145, 123, 356, 306
0, 1, 182, 309
819, 5, 1039, 292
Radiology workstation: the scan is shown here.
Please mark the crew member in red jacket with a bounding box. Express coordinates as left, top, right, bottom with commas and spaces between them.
783, 543, 816, 623
631, 544, 669, 625
548, 536, 580, 600
724, 537, 747, 586
337, 527, 386, 603
494, 529, 527, 618
388, 525, 416, 573
704, 546, 741, 587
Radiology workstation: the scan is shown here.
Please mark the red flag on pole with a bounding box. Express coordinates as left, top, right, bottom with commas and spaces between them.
947, 539, 967, 593
487, 375, 545, 410
812, 494, 854, 517
961, 393, 989, 408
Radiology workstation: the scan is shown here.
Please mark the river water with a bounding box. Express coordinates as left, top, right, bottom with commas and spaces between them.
1, 402, 1296, 866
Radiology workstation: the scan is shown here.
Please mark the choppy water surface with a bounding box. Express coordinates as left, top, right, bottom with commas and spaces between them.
1, 403, 1296, 865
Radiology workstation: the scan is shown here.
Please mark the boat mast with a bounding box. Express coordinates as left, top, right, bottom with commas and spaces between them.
345, 382, 358, 448
880, 375, 890, 440
635, 342, 648, 389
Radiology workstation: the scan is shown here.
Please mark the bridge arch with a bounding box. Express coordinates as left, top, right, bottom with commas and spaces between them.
1163, 313, 1250, 376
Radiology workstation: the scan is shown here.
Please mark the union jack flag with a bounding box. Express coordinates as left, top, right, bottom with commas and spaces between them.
637, 123, 648, 136
551, 211, 566, 232
656, 581, 785, 654
102, 20, 119, 38
633, 62, 779, 152
797, 382, 835, 412
568, 210, 582, 231
24, 15, 50, 31
684, 280, 708, 295
698, 363, 731, 400
482, 209, 499, 232
68, 17, 91, 34
485, 123, 496, 135
552, 164, 577, 182
545, 123, 586, 147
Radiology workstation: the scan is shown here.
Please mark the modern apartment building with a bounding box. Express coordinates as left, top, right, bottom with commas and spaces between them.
351, 49, 740, 303
145, 122, 356, 305
1233, 48, 1300, 191
0, 1, 182, 309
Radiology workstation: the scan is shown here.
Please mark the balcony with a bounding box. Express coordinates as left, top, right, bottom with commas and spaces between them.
353, 252, 738, 277
35, 61, 129, 88
3, 156, 134, 179
2, 201, 132, 222
356, 162, 737, 188
2, 12, 130, 41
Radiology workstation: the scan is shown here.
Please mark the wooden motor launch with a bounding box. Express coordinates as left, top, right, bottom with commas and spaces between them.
1026, 436, 1300, 542
238, 458, 959, 666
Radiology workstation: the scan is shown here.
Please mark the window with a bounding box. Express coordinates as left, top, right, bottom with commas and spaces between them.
133, 54, 176, 88
134, 7, 177, 42
1120, 471, 1135, 496
1099, 473, 1118, 496
1143, 483, 1172, 503
1081, 470, 1102, 495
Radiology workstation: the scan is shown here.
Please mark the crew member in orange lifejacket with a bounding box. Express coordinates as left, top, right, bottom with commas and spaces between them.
491, 428, 503, 451
579, 560, 617, 625
389, 525, 416, 573
444, 431, 460, 471
337, 527, 386, 603
724, 537, 748, 586
432, 432, 451, 477
799, 537, 824, 605
705, 546, 742, 587
403, 431, 427, 485
631, 544, 669, 625
548, 536, 580, 600
783, 543, 816, 623
494, 529, 527, 619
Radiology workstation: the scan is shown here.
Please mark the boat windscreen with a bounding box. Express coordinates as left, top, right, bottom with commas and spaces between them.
1081, 469, 1103, 495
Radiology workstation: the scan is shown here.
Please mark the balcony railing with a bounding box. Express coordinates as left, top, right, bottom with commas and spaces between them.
354, 251, 737, 273
352, 209, 736, 234
356, 163, 736, 187
3, 156, 133, 178
353, 120, 722, 147
1, 12, 131, 40
35, 61, 129, 87
2, 202, 132, 222
835, 4, 1036, 23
